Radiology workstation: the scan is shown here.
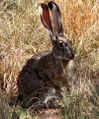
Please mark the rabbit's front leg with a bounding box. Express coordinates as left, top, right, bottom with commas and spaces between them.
67, 60, 77, 84
52, 75, 71, 93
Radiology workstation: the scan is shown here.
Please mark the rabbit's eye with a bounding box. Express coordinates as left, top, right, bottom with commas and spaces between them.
58, 41, 64, 48
59, 42, 63, 48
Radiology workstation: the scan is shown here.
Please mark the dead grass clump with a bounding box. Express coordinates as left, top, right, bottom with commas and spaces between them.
0, 0, 46, 97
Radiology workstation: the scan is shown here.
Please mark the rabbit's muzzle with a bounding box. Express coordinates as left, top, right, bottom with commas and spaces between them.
65, 47, 75, 60
68, 52, 75, 59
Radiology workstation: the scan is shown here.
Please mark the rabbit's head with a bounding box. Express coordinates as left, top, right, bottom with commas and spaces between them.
39, 1, 75, 60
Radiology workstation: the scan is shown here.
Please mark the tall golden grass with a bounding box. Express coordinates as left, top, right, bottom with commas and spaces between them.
0, 0, 99, 118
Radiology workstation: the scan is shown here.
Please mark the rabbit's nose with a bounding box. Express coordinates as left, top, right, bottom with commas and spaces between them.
70, 53, 75, 59
72, 53, 75, 58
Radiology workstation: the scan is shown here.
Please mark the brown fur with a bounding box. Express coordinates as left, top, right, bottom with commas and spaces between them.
17, 1, 77, 108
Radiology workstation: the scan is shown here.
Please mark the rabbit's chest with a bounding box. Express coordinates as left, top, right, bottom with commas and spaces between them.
52, 60, 76, 85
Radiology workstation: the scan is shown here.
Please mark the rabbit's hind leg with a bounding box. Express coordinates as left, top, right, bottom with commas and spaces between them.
23, 88, 61, 109
41, 88, 61, 108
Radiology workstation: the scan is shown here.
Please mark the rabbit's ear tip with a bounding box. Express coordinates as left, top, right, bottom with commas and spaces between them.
38, 3, 48, 15
48, 1, 57, 9
48, 1, 53, 9
38, 3, 47, 9
41, 3, 48, 8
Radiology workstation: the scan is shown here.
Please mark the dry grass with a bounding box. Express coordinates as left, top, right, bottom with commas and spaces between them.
0, 0, 99, 119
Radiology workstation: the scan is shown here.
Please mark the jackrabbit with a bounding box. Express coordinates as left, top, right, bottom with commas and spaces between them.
17, 1, 77, 108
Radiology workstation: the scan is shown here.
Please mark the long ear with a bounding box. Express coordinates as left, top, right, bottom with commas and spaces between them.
39, 3, 53, 35
48, 1, 64, 36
